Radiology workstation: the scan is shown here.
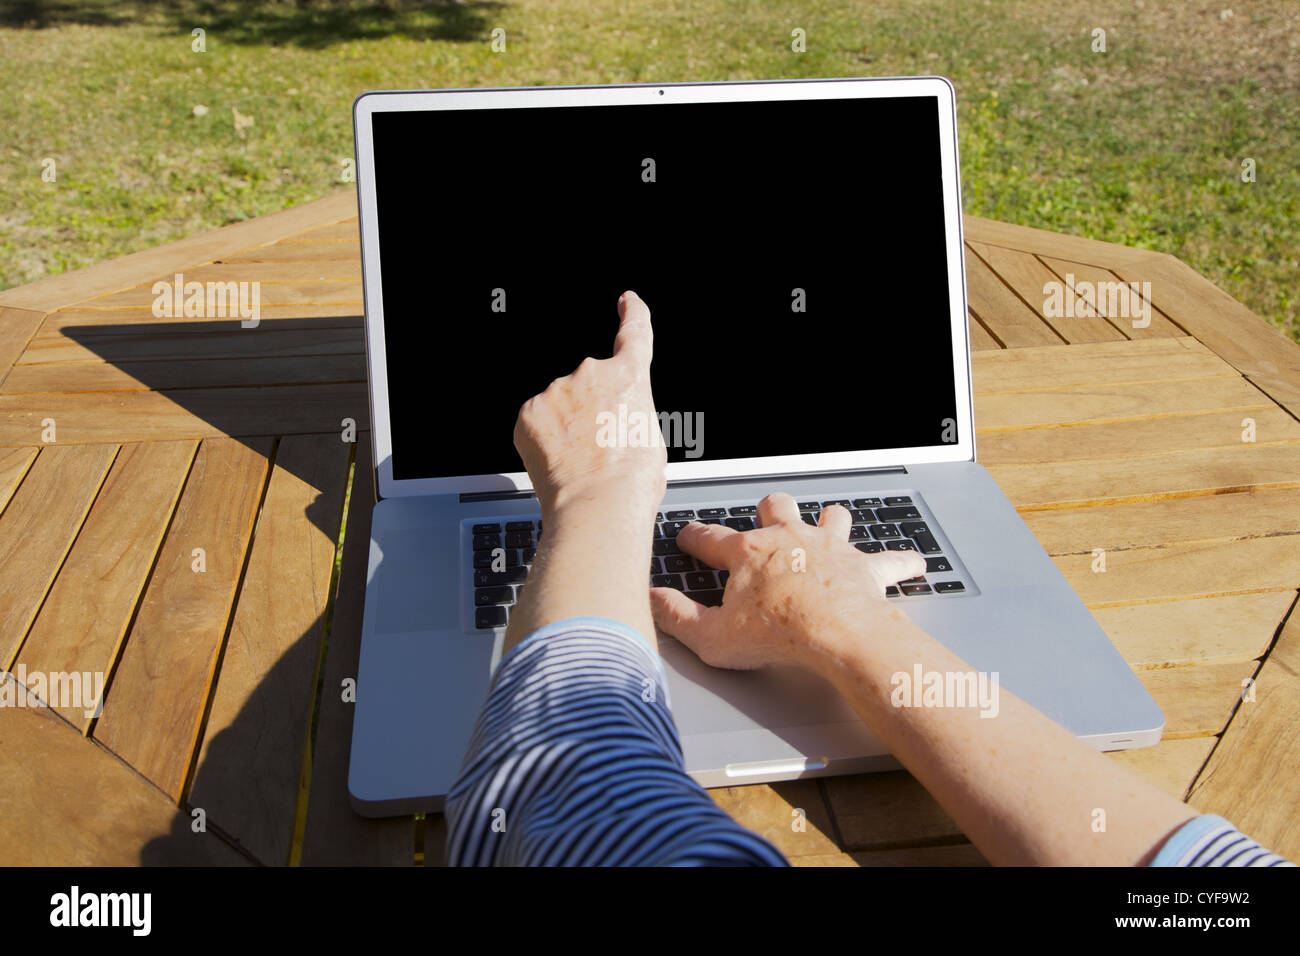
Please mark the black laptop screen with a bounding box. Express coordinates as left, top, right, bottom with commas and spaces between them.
369, 93, 958, 481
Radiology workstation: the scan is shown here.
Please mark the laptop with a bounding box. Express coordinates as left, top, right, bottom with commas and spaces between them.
347, 76, 1164, 816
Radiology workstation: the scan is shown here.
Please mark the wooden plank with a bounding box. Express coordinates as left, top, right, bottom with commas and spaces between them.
1094, 593, 1293, 670
963, 246, 1062, 347
966, 311, 1000, 351
0, 444, 118, 669
1139, 661, 1259, 739
15, 440, 198, 729
989, 443, 1300, 510
93, 437, 272, 800
964, 215, 1162, 269
979, 407, 1300, 466
0, 384, 369, 445
0, 307, 46, 390
18, 326, 363, 365
188, 433, 351, 865
708, 780, 843, 860
1188, 600, 1300, 860
0, 446, 37, 514
822, 769, 963, 851
4, 354, 367, 394
41, 306, 360, 330
0, 694, 249, 865
976, 376, 1265, 431
1113, 254, 1300, 419
139, 260, 362, 286
0, 190, 358, 313
290, 222, 360, 242
83, 280, 361, 311
301, 441, 416, 865
1055, 536, 1300, 606
1023, 487, 1300, 555
224, 240, 361, 263
971, 336, 1227, 394
1106, 736, 1218, 802
1037, 255, 1183, 338
970, 241, 1128, 343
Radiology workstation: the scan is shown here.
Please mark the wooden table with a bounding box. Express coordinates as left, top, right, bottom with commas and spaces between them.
1, 188, 1297, 866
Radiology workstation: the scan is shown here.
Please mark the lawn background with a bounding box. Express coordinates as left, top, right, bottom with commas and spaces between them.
1, 0, 1296, 340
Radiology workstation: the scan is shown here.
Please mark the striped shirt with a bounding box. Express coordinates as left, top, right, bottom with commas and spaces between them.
444, 616, 1291, 867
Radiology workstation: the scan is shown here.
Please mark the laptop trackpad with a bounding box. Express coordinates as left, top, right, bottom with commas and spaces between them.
658, 636, 859, 732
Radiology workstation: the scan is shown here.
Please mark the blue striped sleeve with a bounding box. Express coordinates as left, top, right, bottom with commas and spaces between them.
444, 616, 789, 866
1148, 814, 1295, 867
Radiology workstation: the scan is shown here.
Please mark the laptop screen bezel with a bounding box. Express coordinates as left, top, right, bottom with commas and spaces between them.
353, 77, 975, 499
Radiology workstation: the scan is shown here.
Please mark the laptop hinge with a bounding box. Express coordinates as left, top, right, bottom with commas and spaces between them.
666, 465, 907, 488
459, 490, 537, 503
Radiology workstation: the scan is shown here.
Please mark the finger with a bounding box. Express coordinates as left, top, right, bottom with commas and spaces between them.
866, 551, 927, 591
819, 503, 852, 538
612, 291, 653, 369
757, 491, 800, 529
650, 586, 723, 654
675, 520, 744, 570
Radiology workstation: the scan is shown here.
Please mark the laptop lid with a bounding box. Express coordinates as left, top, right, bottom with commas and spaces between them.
353, 77, 974, 500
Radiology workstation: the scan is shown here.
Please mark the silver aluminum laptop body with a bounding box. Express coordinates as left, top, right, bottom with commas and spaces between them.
347, 78, 1164, 816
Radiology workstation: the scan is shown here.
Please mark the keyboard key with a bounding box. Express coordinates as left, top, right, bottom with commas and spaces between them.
651, 573, 685, 591
698, 507, 727, 518
901, 583, 932, 596
853, 498, 883, 509
900, 575, 926, 585
801, 513, 819, 526
822, 499, 851, 509
472, 533, 501, 551
691, 589, 725, 607
523, 547, 536, 563
849, 526, 869, 540
656, 513, 664, 522
505, 530, 533, 549
925, 557, 953, 573
884, 496, 912, 506
855, 541, 885, 553
729, 505, 757, 516
685, 571, 717, 590
653, 538, 681, 556
700, 518, 724, 525
662, 520, 691, 537
885, 585, 900, 597
870, 523, 901, 540
475, 606, 507, 629
505, 520, 535, 532
474, 567, 527, 587
718, 570, 730, 587
473, 549, 520, 569
471, 523, 501, 535
798, 501, 821, 512
474, 586, 514, 606
650, 557, 662, 575
910, 530, 943, 554
886, 540, 917, 551
664, 555, 695, 573
877, 506, 922, 521
850, 509, 875, 524
935, 581, 966, 594
725, 516, 755, 531
666, 509, 696, 520
900, 521, 929, 537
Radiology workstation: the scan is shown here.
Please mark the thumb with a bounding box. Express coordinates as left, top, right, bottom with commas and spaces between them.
650, 586, 718, 655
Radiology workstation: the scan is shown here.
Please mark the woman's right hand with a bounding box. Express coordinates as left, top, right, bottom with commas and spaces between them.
649, 491, 925, 670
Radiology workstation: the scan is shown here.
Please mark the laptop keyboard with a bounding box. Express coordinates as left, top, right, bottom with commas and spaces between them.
466, 493, 972, 630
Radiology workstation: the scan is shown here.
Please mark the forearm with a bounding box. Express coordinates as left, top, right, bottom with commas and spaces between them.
807, 612, 1196, 866
503, 495, 658, 654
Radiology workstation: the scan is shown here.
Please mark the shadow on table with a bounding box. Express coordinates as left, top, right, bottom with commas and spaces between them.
1, 0, 506, 48
59, 317, 398, 864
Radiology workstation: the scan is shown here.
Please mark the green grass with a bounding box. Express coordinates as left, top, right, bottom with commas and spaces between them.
1, 0, 1296, 339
